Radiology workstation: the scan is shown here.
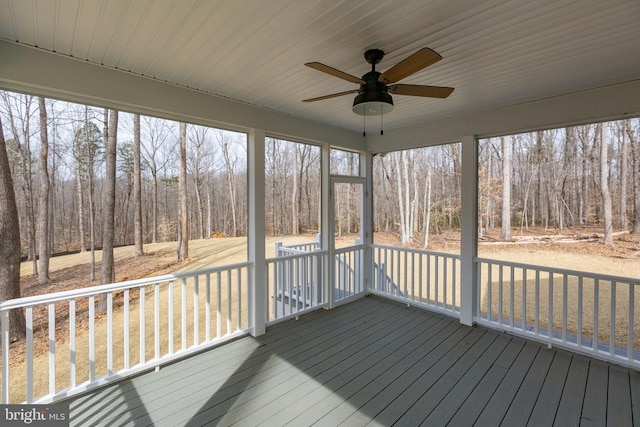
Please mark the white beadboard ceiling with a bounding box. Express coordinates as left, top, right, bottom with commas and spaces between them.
1, 0, 639, 133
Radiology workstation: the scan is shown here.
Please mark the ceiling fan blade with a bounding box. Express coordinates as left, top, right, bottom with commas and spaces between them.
302, 89, 360, 102
388, 84, 454, 98
305, 62, 365, 85
379, 48, 443, 84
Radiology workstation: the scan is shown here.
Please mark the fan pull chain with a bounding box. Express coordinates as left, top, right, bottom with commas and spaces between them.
380, 108, 384, 135
363, 112, 366, 137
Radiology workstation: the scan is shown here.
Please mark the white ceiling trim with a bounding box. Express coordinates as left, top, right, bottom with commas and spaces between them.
0, 40, 364, 150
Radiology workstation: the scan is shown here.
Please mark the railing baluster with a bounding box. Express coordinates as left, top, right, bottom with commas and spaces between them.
69, 300, 76, 388
629, 282, 634, 362
1, 311, 9, 404
534, 270, 540, 335
509, 266, 514, 328
206, 274, 211, 340
548, 272, 553, 345
577, 276, 583, 347
155, 283, 160, 359
562, 275, 568, 343
48, 302, 55, 396
453, 258, 457, 310
487, 262, 492, 322
522, 268, 527, 331
181, 278, 187, 350
611, 281, 616, 357
237, 268, 242, 330
168, 281, 174, 355
124, 290, 130, 370
107, 293, 113, 375
194, 276, 199, 345
139, 287, 145, 364
426, 253, 431, 304
444, 256, 448, 310
216, 271, 222, 338
498, 264, 503, 326
26, 307, 34, 402
227, 269, 232, 333
89, 296, 95, 382
435, 255, 440, 307
418, 253, 423, 302
403, 250, 408, 298
594, 279, 600, 352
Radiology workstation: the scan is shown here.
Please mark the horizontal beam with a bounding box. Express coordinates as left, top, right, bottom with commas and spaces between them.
367, 79, 640, 152
0, 40, 363, 150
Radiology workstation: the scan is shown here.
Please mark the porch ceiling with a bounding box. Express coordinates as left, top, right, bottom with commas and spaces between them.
1, 0, 640, 144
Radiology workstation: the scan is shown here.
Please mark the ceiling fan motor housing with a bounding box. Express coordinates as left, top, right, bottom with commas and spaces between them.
352, 70, 394, 116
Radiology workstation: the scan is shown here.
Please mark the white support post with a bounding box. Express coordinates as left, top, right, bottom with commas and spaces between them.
248, 128, 267, 336
321, 143, 332, 308
460, 135, 479, 326
360, 151, 373, 295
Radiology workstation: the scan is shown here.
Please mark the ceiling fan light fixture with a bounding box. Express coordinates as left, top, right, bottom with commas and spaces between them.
352, 91, 394, 116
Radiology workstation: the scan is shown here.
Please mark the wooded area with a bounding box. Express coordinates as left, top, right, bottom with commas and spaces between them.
1, 90, 639, 292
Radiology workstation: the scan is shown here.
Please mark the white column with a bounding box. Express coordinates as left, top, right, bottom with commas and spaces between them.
321, 143, 333, 308
360, 151, 373, 294
248, 128, 266, 336
459, 135, 478, 326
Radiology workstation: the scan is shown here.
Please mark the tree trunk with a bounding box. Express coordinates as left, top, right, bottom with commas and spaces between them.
292, 146, 298, 235
151, 167, 158, 243
0, 117, 26, 341
627, 121, 640, 234
178, 122, 189, 261
100, 109, 118, 311
500, 135, 512, 240
133, 114, 144, 255
620, 121, 629, 230
76, 154, 87, 253
222, 141, 238, 238
423, 167, 432, 248
38, 97, 50, 284
599, 124, 614, 245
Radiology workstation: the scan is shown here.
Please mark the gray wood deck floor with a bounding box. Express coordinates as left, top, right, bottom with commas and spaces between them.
68, 296, 640, 426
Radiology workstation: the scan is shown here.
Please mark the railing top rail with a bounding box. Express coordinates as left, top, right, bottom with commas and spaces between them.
371, 243, 461, 259
335, 244, 364, 254
476, 256, 640, 284
267, 250, 327, 264
0, 261, 253, 311
277, 246, 317, 255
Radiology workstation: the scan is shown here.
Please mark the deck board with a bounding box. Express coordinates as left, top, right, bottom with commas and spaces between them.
581, 360, 610, 426
553, 356, 589, 426
66, 295, 640, 426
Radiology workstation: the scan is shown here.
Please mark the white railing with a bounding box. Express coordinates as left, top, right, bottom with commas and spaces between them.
476, 257, 640, 368
275, 234, 321, 254
267, 249, 325, 323
0, 262, 252, 404
371, 244, 461, 318
333, 245, 365, 304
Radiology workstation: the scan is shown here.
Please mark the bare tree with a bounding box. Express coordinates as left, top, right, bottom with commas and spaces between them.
423, 166, 432, 248
133, 113, 144, 255
178, 122, 189, 261
599, 123, 614, 245
222, 141, 238, 237
500, 135, 512, 240
0, 117, 26, 341
628, 120, 640, 234
101, 109, 118, 290
38, 97, 50, 284
1, 93, 38, 274
619, 121, 629, 230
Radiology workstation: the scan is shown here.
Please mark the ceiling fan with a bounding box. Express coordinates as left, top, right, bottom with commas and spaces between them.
303, 47, 454, 116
